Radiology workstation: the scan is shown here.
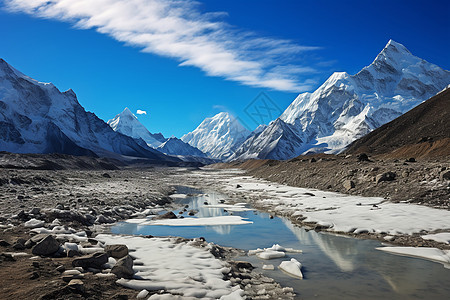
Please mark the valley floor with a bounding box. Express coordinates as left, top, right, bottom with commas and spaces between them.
0, 161, 449, 299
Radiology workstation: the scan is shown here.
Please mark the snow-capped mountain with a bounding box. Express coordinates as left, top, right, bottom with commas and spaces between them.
157, 137, 207, 157
107, 108, 166, 148
181, 112, 250, 160
231, 40, 450, 160
0, 59, 177, 163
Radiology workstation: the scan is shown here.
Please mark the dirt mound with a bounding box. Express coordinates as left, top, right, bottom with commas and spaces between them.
346, 88, 450, 158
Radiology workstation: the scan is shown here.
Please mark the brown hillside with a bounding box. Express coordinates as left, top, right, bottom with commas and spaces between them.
346, 88, 450, 158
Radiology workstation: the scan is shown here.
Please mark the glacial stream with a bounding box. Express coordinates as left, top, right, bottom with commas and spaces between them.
111, 186, 450, 299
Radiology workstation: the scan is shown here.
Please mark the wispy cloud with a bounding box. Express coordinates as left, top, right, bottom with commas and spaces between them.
136, 109, 147, 115
4, 0, 321, 92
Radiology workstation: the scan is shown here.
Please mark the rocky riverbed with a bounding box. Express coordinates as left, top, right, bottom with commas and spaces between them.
0, 168, 296, 299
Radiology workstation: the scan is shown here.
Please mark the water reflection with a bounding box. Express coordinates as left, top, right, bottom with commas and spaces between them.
111, 186, 450, 300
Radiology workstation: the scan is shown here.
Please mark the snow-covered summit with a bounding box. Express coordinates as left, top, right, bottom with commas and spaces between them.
231, 40, 450, 160
107, 108, 166, 148
181, 112, 250, 160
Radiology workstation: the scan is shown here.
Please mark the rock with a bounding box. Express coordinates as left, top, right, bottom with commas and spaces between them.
0, 253, 16, 261
188, 210, 198, 216
30, 271, 40, 280
376, 172, 396, 184
95, 214, 115, 224
28, 208, 41, 215
440, 170, 450, 181
0, 240, 10, 247
32, 261, 40, 268
111, 255, 134, 279
234, 261, 254, 270
102, 173, 111, 178
105, 244, 128, 259
32, 235, 60, 256
56, 265, 66, 273
153, 211, 177, 220
67, 249, 80, 257
343, 180, 355, 191
236, 184, 242, 188
309, 158, 316, 163
24, 218, 45, 228
357, 153, 370, 162
13, 238, 27, 250
405, 157, 416, 163
68, 279, 85, 293
72, 252, 108, 269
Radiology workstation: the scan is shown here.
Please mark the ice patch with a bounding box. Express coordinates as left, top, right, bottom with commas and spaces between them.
170, 194, 188, 199
139, 215, 253, 226
377, 246, 450, 269
421, 232, 450, 244
279, 258, 303, 278
256, 250, 286, 260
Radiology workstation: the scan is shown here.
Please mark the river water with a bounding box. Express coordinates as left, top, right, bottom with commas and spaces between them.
111, 186, 450, 299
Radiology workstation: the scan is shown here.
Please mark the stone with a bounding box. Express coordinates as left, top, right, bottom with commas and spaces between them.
30, 271, 40, 280
67, 249, 80, 257
28, 208, 41, 215
343, 180, 355, 191
72, 252, 108, 269
68, 279, 85, 293
357, 153, 370, 162
105, 244, 129, 259
153, 211, 177, 220
440, 170, 450, 181
13, 238, 27, 250
31, 235, 60, 256
0, 240, 10, 247
56, 265, 66, 273
235, 261, 254, 270
111, 255, 134, 279
405, 157, 416, 163
102, 173, 111, 178
376, 172, 396, 184
236, 184, 242, 188
137, 290, 149, 299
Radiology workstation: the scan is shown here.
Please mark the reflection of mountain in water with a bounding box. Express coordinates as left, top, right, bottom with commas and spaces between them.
283, 219, 450, 296
186, 192, 232, 235
283, 219, 358, 272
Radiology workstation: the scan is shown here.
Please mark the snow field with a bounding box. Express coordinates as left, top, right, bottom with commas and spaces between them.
96, 234, 244, 299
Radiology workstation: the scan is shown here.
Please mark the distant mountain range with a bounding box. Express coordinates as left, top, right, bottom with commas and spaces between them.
0, 59, 178, 164
229, 40, 450, 160
1, 40, 449, 163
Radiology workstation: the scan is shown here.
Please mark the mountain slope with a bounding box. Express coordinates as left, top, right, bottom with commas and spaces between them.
107, 108, 166, 148
156, 137, 207, 157
181, 112, 250, 160
346, 87, 450, 158
0, 59, 178, 163
232, 40, 450, 160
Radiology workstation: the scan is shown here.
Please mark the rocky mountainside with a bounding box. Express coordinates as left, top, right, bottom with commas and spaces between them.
0, 59, 178, 163
346, 86, 450, 158
230, 40, 450, 161
107, 107, 167, 148
181, 112, 250, 160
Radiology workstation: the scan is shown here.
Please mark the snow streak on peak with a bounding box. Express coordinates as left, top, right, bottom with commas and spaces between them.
181, 112, 250, 160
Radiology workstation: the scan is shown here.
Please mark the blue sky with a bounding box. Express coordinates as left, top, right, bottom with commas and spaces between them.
0, 0, 449, 137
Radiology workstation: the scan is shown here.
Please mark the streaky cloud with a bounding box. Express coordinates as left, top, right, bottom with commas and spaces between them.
4, 0, 321, 92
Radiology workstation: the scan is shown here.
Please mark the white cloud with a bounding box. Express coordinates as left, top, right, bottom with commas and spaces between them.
4, 0, 321, 92
136, 109, 147, 115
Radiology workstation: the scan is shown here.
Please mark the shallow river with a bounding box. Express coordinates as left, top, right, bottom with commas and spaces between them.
111, 186, 450, 299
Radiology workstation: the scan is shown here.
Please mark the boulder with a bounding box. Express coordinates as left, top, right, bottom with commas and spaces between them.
343, 180, 355, 191
376, 172, 396, 184
31, 235, 60, 256
111, 255, 134, 279
68, 279, 85, 293
440, 170, 450, 181
72, 252, 108, 269
357, 153, 370, 162
153, 211, 177, 220
105, 244, 128, 259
